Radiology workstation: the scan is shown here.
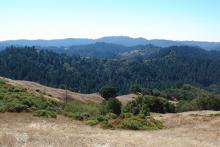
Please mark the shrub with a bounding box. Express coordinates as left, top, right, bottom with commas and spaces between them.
0, 105, 6, 112
80, 112, 90, 120
120, 116, 162, 130
130, 84, 142, 94
120, 113, 133, 119
97, 115, 107, 122
86, 119, 99, 126
105, 98, 122, 115
123, 96, 175, 115
33, 110, 57, 118
99, 85, 117, 100
177, 96, 220, 112
152, 88, 161, 96
121, 117, 143, 130
123, 100, 140, 115
100, 120, 114, 129
106, 113, 117, 119
4, 98, 29, 112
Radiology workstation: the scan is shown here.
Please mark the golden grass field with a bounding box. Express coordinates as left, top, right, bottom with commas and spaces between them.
0, 111, 220, 147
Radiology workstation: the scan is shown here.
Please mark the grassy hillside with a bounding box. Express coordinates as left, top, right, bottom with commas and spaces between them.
0, 78, 162, 130
1, 76, 220, 131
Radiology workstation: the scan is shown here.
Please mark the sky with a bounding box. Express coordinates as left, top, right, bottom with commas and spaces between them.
0, 0, 220, 41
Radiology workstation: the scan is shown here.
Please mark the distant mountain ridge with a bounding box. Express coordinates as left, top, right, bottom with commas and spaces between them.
1, 36, 220, 50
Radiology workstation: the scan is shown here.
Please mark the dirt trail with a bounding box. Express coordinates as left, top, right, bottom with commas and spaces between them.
0, 111, 220, 147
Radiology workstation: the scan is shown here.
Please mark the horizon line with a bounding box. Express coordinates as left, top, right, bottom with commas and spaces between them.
0, 36, 220, 43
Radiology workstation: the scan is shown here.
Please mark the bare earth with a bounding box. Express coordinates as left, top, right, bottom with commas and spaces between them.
0, 111, 220, 147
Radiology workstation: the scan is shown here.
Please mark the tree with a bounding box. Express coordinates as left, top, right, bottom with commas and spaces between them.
130, 84, 142, 94
106, 98, 122, 115
99, 85, 117, 100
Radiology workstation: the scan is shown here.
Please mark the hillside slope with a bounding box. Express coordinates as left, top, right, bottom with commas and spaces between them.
0, 77, 103, 104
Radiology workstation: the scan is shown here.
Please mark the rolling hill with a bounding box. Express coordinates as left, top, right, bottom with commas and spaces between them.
1, 36, 220, 50
1, 46, 220, 94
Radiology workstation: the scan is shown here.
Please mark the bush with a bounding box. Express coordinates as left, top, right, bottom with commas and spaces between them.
33, 110, 57, 118
80, 112, 90, 120
100, 120, 114, 129
86, 119, 99, 126
4, 98, 29, 112
177, 96, 220, 112
152, 88, 161, 96
0, 105, 6, 112
106, 113, 117, 119
123, 96, 175, 115
121, 118, 142, 130
99, 85, 117, 100
120, 113, 133, 118
130, 84, 142, 94
97, 115, 107, 122
120, 116, 163, 130
105, 98, 122, 115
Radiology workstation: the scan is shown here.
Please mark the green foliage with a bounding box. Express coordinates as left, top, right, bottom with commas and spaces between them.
0, 81, 61, 113
64, 100, 101, 117
6, 102, 28, 112
0, 78, 163, 130
105, 98, 122, 115
33, 110, 57, 118
106, 113, 117, 119
124, 96, 175, 114
130, 84, 142, 94
120, 113, 133, 119
97, 115, 108, 122
85, 119, 99, 126
2, 46, 220, 94
99, 85, 117, 100
152, 88, 161, 96
0, 79, 5, 85
120, 116, 163, 130
162, 84, 211, 101
100, 120, 114, 129
177, 96, 220, 112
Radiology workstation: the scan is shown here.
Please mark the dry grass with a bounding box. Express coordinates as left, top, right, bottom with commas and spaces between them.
0, 77, 104, 104
1, 77, 139, 105
116, 94, 138, 105
0, 111, 220, 147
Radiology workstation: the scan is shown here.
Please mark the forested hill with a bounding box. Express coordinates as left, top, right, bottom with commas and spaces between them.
0, 46, 220, 94
40, 42, 161, 59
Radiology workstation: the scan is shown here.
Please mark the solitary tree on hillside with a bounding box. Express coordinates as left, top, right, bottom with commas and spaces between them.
99, 85, 117, 100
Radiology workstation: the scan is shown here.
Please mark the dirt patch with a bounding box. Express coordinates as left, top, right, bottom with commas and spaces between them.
116, 94, 138, 105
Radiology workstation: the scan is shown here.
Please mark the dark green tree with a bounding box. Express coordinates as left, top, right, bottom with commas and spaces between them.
99, 85, 117, 100
106, 98, 122, 115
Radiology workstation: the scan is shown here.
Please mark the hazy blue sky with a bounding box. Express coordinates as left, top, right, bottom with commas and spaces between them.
0, 0, 220, 41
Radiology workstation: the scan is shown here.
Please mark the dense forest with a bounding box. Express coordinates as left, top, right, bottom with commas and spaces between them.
0, 46, 220, 94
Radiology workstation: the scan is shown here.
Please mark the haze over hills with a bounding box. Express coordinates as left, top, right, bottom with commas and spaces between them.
1, 36, 220, 50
